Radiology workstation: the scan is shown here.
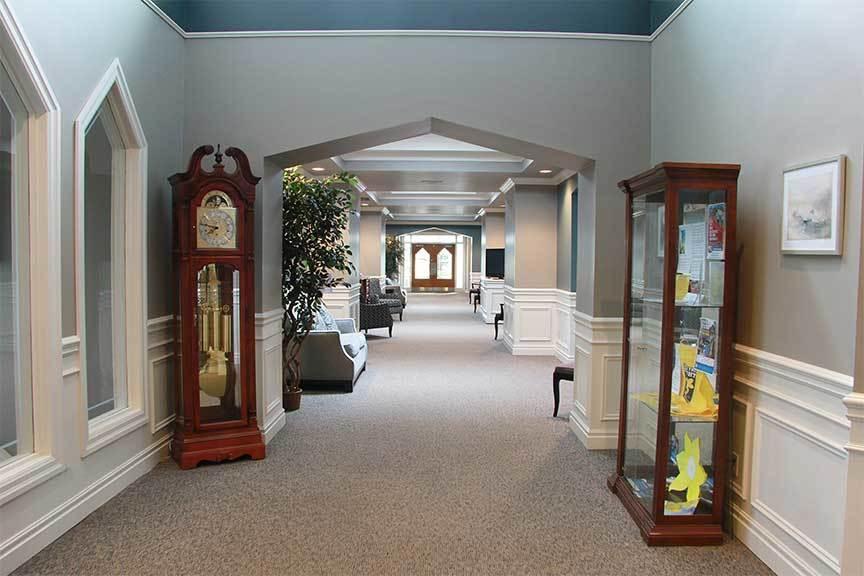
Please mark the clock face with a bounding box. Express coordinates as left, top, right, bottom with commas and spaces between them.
197, 206, 237, 249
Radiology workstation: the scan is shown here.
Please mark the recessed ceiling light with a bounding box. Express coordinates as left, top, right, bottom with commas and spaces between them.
361, 203, 369, 206
311, 167, 325, 172
539, 169, 553, 174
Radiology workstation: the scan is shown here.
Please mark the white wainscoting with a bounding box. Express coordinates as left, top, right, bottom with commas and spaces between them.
730, 344, 852, 576
480, 277, 505, 324
554, 290, 578, 362
502, 286, 577, 357
255, 309, 285, 444
322, 283, 361, 325
567, 311, 624, 450
841, 392, 864, 574
146, 316, 175, 434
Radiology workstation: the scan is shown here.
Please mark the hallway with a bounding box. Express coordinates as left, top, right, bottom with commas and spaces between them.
15, 294, 770, 575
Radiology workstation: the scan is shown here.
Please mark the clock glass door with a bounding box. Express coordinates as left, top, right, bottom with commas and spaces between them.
195, 263, 242, 424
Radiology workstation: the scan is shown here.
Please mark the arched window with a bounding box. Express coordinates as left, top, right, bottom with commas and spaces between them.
75, 60, 148, 456
414, 248, 430, 279
437, 248, 453, 280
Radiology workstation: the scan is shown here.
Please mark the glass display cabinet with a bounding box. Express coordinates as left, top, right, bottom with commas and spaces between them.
608, 163, 740, 545
169, 145, 265, 469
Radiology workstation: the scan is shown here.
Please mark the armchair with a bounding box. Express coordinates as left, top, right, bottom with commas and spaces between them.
360, 301, 393, 337
369, 277, 404, 320
300, 317, 367, 392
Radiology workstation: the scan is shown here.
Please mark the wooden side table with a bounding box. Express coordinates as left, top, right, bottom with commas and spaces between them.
552, 366, 574, 417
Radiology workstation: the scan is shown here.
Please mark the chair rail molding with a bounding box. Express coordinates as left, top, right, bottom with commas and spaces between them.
255, 309, 285, 444
841, 392, 864, 575
567, 310, 623, 450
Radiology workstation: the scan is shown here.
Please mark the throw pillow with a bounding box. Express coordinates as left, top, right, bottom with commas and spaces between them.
313, 306, 339, 332
367, 293, 380, 304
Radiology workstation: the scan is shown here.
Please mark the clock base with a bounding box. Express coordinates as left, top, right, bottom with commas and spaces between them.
171, 425, 265, 470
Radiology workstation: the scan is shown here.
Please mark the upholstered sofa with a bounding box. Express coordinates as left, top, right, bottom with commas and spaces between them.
299, 312, 367, 393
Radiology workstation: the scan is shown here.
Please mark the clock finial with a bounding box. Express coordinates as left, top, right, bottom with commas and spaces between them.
214, 144, 223, 166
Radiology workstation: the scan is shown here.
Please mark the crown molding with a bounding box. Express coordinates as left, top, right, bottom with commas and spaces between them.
139, 0, 694, 43
140, 0, 186, 38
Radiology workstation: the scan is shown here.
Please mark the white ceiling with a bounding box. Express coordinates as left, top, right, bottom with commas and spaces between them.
302, 133, 570, 222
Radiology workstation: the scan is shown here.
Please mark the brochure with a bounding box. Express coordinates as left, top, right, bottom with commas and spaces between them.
706, 202, 726, 260
696, 317, 717, 374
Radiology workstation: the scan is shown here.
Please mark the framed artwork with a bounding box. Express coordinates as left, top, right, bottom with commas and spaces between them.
782, 155, 846, 255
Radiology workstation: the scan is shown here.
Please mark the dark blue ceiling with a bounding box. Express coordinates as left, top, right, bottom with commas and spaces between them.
153, 0, 684, 36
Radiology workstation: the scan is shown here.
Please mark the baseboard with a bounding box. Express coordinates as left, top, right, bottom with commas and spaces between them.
568, 411, 617, 450
508, 343, 556, 356
261, 409, 286, 445
0, 435, 170, 575
555, 344, 574, 363
732, 504, 814, 576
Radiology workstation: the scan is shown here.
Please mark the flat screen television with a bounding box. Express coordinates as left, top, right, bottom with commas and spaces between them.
486, 249, 505, 278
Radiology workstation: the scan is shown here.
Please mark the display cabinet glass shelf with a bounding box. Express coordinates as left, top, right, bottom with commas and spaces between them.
608, 162, 740, 546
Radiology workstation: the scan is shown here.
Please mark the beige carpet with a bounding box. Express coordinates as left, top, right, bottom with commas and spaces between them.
15, 293, 772, 575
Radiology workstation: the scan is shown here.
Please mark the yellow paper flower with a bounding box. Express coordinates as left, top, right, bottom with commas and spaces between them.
669, 433, 707, 502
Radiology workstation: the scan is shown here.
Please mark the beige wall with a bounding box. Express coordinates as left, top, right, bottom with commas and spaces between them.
359, 211, 385, 277
507, 185, 558, 289
481, 212, 505, 277
484, 212, 505, 249
651, 0, 864, 375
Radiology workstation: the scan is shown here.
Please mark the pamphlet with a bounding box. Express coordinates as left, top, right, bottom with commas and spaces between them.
706, 203, 726, 260
696, 317, 717, 374
676, 223, 706, 281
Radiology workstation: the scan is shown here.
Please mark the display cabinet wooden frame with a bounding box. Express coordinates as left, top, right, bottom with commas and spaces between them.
608, 162, 740, 545
169, 145, 265, 469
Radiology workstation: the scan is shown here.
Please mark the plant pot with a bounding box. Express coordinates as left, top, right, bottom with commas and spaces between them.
283, 388, 302, 412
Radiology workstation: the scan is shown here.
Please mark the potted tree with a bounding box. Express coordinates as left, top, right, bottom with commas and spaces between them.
385, 235, 404, 282
281, 168, 356, 411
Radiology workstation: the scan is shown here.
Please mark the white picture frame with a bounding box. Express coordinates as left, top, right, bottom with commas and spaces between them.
781, 155, 846, 255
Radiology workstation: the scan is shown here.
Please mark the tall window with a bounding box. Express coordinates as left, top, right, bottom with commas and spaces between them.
437, 248, 453, 279
414, 248, 430, 279
83, 99, 127, 420
0, 62, 31, 465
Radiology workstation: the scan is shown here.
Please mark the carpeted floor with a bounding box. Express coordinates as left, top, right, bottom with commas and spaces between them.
15, 293, 773, 575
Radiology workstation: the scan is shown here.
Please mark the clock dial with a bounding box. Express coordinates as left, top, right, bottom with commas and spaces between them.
197, 207, 237, 248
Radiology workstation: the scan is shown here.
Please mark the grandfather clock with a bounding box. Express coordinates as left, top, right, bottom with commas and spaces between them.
169, 145, 265, 469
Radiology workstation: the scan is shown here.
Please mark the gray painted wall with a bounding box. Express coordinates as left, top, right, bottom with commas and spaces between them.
504, 194, 516, 286
557, 176, 578, 291
183, 35, 651, 316
9, 0, 185, 336
651, 0, 864, 375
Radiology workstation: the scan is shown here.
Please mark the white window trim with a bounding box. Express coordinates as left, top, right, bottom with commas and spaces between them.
74, 59, 148, 458
0, 0, 65, 501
